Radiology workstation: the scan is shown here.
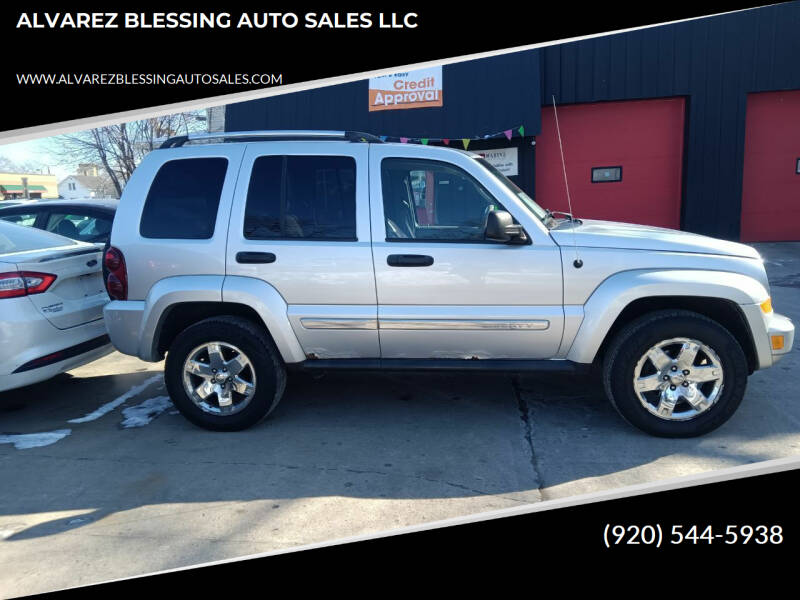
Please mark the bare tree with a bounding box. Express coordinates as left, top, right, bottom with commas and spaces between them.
49, 111, 206, 197
0, 155, 45, 173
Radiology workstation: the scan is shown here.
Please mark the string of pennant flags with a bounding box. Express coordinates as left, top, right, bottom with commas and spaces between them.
375, 125, 526, 150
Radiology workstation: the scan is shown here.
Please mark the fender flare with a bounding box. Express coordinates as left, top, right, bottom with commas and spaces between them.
565, 269, 770, 364
221, 275, 306, 363
137, 275, 306, 364
138, 275, 224, 360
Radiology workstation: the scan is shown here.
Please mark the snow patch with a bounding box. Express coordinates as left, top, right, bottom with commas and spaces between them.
0, 429, 71, 450
120, 396, 173, 429
68, 374, 162, 423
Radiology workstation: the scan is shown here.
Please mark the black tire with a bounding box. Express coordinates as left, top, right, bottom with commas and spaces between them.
602, 309, 748, 438
165, 316, 286, 431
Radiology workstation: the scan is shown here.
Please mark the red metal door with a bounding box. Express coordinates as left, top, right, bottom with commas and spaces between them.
536, 98, 685, 229
741, 90, 800, 242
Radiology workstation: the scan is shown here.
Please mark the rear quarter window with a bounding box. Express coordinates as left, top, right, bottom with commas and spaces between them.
140, 157, 228, 239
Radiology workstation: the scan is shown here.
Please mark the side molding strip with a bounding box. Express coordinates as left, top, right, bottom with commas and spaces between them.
378, 319, 550, 331
298, 317, 551, 331
300, 318, 378, 330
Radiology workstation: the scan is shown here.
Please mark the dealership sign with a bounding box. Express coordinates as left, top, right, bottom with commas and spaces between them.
475, 147, 518, 176
368, 66, 442, 112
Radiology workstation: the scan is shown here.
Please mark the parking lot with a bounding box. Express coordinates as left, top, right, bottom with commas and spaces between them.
1, 242, 798, 596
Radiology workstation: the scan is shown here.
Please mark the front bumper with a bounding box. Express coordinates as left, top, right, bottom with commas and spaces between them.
766, 311, 794, 364
741, 303, 795, 369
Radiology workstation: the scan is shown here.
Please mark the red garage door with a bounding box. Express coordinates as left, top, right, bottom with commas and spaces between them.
741, 90, 800, 242
536, 98, 685, 229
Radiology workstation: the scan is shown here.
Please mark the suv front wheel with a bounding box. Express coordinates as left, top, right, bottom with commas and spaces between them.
165, 316, 286, 431
603, 309, 748, 438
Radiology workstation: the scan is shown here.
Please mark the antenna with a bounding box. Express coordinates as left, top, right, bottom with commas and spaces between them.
551, 95, 583, 269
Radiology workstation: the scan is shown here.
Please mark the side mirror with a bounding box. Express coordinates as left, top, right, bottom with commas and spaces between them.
485, 210, 528, 243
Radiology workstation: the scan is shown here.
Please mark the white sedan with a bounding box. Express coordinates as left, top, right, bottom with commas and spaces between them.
0, 221, 113, 392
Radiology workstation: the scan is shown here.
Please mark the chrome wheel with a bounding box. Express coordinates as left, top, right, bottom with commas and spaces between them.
181, 342, 257, 416
633, 337, 724, 421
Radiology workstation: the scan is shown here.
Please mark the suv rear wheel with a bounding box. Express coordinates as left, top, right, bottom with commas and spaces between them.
603, 309, 748, 438
165, 316, 286, 431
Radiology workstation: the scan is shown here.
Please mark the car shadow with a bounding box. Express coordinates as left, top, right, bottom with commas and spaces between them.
3, 362, 800, 542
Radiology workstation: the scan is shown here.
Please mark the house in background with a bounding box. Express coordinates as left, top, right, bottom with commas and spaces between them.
0, 172, 58, 199
58, 164, 118, 199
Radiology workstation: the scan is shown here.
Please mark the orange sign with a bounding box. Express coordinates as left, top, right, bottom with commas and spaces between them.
368, 66, 443, 112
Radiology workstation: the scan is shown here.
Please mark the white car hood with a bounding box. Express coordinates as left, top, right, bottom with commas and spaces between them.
550, 219, 760, 259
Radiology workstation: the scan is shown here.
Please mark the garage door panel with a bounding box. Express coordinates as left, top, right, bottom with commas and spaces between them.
536, 98, 685, 229
741, 90, 800, 242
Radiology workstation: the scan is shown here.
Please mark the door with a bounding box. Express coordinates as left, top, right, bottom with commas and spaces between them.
536, 98, 685, 229
226, 141, 379, 359
369, 144, 564, 359
741, 90, 800, 242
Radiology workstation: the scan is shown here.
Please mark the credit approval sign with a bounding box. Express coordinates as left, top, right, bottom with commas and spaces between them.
368, 66, 442, 112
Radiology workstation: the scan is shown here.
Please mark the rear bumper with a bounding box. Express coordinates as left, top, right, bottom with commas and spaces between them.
103, 300, 150, 359
0, 339, 113, 393
0, 299, 114, 392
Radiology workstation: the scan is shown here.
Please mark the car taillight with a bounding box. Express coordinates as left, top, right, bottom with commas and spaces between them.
104, 246, 128, 300
0, 271, 57, 299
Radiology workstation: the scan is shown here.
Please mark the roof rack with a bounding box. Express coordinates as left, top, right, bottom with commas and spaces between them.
158, 130, 384, 149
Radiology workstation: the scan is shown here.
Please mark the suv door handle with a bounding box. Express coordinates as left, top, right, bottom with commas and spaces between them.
387, 254, 434, 267
236, 251, 276, 264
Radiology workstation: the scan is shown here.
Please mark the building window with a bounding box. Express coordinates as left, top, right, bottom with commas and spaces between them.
591, 166, 623, 183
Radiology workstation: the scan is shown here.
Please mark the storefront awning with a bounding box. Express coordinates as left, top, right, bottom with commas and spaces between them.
0, 184, 47, 191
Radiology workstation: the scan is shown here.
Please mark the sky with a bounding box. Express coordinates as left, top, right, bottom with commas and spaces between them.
0, 135, 74, 179
0, 108, 208, 180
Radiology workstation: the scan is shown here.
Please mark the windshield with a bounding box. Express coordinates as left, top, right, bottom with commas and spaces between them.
473, 157, 549, 222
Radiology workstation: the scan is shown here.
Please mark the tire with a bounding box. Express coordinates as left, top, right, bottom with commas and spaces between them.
602, 309, 748, 438
164, 316, 286, 431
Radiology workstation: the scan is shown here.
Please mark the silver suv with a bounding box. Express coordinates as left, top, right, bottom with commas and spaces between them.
103, 130, 794, 437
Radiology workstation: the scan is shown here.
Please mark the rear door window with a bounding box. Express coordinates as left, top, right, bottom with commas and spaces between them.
0, 212, 39, 227
140, 158, 228, 239
46, 212, 114, 243
244, 155, 356, 240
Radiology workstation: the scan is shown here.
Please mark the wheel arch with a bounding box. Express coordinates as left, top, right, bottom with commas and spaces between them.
142, 275, 306, 364
565, 269, 769, 372
593, 296, 758, 373
154, 302, 274, 359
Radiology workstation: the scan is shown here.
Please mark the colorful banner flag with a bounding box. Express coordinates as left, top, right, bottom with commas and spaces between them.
375, 125, 525, 146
